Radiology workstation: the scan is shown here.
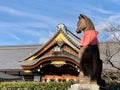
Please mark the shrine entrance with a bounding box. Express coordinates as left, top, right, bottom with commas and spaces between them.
30, 56, 80, 82
41, 64, 79, 82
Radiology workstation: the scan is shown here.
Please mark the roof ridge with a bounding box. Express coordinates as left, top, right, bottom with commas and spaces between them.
58, 24, 80, 48
0, 44, 43, 47
0, 44, 43, 50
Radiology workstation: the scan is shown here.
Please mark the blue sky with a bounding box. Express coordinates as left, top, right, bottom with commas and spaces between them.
0, 0, 120, 45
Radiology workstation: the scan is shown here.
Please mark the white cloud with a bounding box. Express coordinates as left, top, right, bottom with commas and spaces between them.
0, 1, 120, 44
0, 5, 76, 32
107, 15, 120, 23
0, 6, 25, 16
12, 29, 43, 37
0, 22, 20, 28
0, 5, 59, 26
48, 30, 55, 38
96, 14, 120, 31
106, 31, 120, 41
38, 30, 55, 44
79, 4, 114, 15
26, 40, 34, 44
96, 21, 109, 31
0, 22, 51, 30
7, 32, 21, 41
38, 37, 49, 44
95, 14, 120, 41
93, 8, 113, 15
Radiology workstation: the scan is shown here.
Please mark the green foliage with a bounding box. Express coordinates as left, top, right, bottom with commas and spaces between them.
107, 82, 120, 90
0, 80, 75, 90
0, 81, 119, 90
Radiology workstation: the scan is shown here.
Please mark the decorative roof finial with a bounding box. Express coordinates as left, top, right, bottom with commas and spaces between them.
56, 23, 67, 32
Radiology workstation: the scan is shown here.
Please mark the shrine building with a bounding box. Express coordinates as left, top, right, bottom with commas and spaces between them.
0, 24, 80, 81
0, 23, 119, 82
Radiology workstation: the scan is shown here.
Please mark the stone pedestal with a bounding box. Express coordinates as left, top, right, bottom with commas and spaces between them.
68, 84, 100, 90
68, 72, 100, 90
77, 72, 97, 84
69, 72, 108, 90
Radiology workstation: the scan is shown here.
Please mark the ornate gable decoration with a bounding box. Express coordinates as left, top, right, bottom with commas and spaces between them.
56, 23, 67, 32
26, 24, 79, 61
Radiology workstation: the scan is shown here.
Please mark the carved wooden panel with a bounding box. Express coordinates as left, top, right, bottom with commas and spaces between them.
63, 44, 78, 57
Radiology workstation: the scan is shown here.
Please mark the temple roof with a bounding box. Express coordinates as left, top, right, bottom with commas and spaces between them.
21, 23, 80, 69
56, 24, 80, 48
0, 24, 119, 71
28, 23, 80, 57
0, 42, 119, 71
0, 45, 43, 70
0, 24, 80, 70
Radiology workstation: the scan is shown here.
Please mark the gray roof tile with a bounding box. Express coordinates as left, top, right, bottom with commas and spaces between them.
0, 45, 43, 70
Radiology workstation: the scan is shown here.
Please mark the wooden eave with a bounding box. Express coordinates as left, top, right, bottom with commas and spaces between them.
21, 55, 80, 70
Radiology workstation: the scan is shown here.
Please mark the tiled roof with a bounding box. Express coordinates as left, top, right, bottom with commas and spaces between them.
0, 42, 119, 71
0, 45, 43, 70
56, 24, 80, 48
20, 24, 80, 68
0, 24, 119, 72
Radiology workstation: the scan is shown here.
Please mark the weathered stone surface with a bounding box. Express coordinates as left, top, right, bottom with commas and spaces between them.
68, 84, 100, 90
77, 72, 97, 84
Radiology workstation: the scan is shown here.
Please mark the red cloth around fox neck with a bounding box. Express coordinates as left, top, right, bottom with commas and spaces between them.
80, 30, 98, 46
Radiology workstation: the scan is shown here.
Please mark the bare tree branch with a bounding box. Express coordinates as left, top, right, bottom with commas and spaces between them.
107, 59, 120, 70
103, 23, 120, 70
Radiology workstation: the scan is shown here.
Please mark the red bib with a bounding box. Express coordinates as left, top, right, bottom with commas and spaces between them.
80, 30, 98, 46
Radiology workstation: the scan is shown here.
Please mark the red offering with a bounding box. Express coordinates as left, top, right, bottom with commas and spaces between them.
80, 30, 98, 46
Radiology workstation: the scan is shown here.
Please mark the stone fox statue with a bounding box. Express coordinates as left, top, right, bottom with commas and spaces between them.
76, 14, 105, 86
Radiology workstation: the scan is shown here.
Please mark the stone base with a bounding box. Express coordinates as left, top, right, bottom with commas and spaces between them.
72, 71, 107, 90
77, 72, 97, 84
68, 84, 100, 90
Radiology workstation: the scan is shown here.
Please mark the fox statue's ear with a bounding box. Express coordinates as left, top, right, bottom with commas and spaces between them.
80, 14, 85, 19
78, 16, 81, 19
78, 14, 85, 19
